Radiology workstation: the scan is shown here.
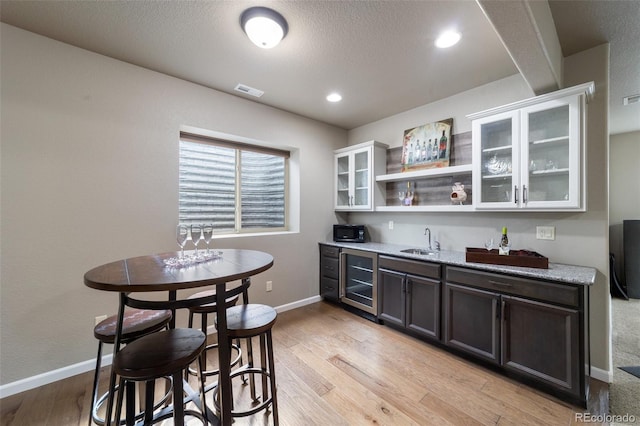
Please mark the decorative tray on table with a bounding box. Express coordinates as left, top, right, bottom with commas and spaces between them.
465, 247, 549, 269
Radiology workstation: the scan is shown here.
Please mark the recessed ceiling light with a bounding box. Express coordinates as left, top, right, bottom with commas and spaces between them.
435, 30, 461, 49
326, 93, 342, 103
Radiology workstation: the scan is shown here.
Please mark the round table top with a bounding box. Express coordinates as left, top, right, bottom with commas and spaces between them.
84, 249, 274, 292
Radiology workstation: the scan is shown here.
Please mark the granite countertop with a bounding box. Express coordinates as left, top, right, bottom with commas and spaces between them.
321, 241, 596, 286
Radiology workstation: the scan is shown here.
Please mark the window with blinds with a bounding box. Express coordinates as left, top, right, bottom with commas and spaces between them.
179, 133, 288, 233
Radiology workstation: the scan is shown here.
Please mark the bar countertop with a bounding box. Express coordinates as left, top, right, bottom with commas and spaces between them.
321, 241, 596, 286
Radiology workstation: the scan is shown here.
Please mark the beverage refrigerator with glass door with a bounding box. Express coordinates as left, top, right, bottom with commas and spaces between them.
340, 248, 378, 316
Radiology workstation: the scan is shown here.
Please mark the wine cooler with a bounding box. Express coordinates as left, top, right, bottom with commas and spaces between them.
340, 248, 378, 315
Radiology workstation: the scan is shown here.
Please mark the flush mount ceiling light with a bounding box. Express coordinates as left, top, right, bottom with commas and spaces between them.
241, 6, 288, 49
435, 30, 461, 48
326, 93, 342, 103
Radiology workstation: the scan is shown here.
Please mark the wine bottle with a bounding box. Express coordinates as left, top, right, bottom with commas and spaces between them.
414, 140, 421, 163
421, 141, 427, 162
439, 130, 448, 159
499, 227, 510, 255
427, 139, 432, 161
407, 143, 414, 164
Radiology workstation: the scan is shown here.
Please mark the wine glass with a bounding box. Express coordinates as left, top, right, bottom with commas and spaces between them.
176, 225, 189, 259
202, 224, 213, 255
398, 191, 406, 206
191, 224, 202, 257
484, 238, 494, 252
405, 190, 414, 206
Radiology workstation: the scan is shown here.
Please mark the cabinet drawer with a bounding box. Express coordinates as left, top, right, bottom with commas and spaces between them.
445, 266, 580, 308
320, 276, 339, 301
320, 245, 340, 258
321, 257, 339, 279
379, 256, 441, 279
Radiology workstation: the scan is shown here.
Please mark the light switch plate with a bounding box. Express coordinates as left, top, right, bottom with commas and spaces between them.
536, 226, 555, 240
388, 220, 394, 230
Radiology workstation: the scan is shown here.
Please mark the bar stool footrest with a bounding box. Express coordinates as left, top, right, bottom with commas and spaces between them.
187, 342, 242, 378
91, 376, 173, 426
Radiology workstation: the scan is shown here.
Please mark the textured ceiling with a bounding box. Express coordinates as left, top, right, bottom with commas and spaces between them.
549, 0, 640, 136
1, 0, 638, 134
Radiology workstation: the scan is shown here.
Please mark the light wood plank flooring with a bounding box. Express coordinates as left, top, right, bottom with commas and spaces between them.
1, 301, 601, 425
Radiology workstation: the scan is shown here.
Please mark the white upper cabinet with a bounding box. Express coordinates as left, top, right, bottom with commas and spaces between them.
335, 141, 388, 211
469, 82, 594, 211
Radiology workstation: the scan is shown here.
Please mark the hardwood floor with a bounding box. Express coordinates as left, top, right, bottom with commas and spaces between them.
1, 301, 601, 425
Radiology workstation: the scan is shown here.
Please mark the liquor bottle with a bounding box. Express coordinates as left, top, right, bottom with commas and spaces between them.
431, 139, 438, 161
421, 141, 427, 162
414, 140, 421, 163
439, 130, 448, 159
499, 227, 510, 255
426, 139, 432, 161
407, 143, 413, 164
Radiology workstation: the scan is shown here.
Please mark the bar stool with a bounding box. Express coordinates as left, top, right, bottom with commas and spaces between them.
214, 304, 279, 424
90, 308, 172, 426
186, 289, 242, 381
113, 328, 208, 426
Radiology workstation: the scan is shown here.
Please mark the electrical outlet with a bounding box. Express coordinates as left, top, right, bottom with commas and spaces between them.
388, 220, 394, 230
536, 226, 556, 240
266, 280, 273, 292
95, 314, 108, 326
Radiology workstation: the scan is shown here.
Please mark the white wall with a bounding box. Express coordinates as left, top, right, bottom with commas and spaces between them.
0, 24, 346, 386
347, 45, 612, 375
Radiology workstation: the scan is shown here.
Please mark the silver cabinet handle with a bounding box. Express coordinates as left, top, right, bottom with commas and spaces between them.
514, 185, 519, 204
523, 185, 528, 204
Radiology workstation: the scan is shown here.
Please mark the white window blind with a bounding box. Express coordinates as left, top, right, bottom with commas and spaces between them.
179, 133, 288, 233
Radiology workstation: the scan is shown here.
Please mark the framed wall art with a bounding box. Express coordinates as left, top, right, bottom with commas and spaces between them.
401, 118, 453, 172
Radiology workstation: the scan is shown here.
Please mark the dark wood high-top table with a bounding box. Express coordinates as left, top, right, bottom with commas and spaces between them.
84, 249, 274, 426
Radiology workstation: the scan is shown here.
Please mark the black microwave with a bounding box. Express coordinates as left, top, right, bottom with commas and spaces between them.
333, 224, 366, 243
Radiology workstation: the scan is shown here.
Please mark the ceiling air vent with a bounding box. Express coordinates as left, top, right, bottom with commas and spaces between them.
623, 94, 640, 106
234, 84, 264, 98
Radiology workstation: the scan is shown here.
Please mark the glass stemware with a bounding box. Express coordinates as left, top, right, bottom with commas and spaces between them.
484, 238, 494, 252
202, 224, 213, 254
398, 191, 406, 206
191, 224, 202, 257
176, 225, 189, 259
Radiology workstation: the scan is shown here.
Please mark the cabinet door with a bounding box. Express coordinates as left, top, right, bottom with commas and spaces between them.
378, 268, 405, 327
502, 295, 580, 395
351, 147, 373, 209
444, 282, 501, 364
334, 146, 373, 211
472, 110, 521, 209
520, 95, 582, 209
335, 152, 352, 209
406, 274, 440, 340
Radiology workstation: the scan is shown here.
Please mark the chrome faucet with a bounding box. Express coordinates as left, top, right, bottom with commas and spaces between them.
425, 227, 441, 252
424, 227, 432, 251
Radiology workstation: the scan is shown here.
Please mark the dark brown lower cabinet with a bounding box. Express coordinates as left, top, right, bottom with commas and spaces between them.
502, 295, 580, 395
378, 256, 441, 341
444, 283, 500, 364
319, 244, 340, 302
444, 266, 588, 406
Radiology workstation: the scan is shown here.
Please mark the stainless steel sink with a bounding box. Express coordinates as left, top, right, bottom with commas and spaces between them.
400, 248, 436, 256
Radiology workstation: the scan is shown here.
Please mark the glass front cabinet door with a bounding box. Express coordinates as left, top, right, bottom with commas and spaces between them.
471, 82, 593, 211
334, 141, 388, 211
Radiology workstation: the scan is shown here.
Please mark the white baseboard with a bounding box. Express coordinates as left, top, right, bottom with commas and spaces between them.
590, 365, 613, 383
0, 295, 322, 399
0, 354, 113, 399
